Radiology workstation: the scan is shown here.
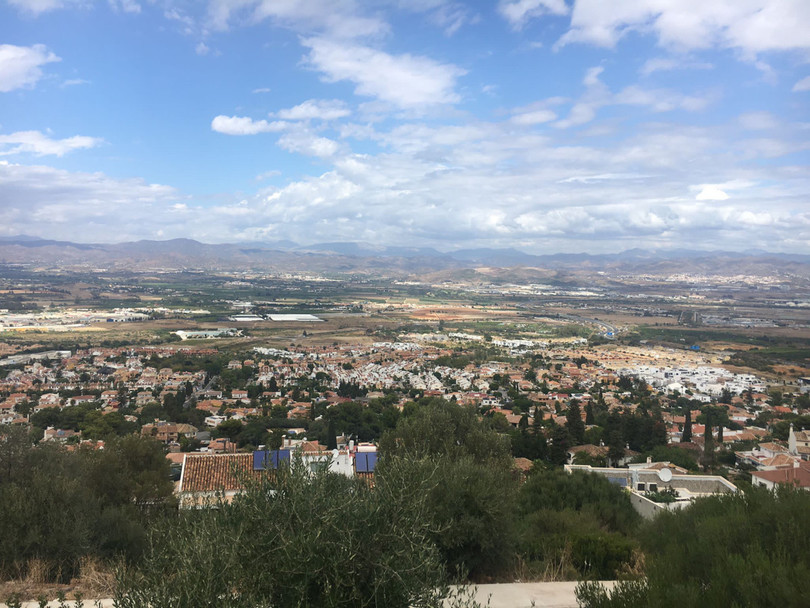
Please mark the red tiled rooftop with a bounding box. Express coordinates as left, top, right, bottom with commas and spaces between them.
180, 453, 259, 493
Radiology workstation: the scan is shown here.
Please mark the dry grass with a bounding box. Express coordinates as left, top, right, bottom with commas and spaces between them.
0, 558, 115, 602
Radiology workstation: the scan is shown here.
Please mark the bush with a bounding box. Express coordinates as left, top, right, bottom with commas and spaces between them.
0, 429, 174, 583
578, 486, 810, 608
115, 456, 484, 608
515, 470, 640, 580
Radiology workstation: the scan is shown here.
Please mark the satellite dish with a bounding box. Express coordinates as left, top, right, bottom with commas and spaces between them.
658, 467, 673, 483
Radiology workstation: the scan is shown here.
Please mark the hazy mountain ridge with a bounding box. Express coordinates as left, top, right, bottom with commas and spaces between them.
0, 235, 807, 278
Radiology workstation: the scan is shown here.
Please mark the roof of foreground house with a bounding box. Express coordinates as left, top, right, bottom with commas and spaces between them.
179, 453, 256, 493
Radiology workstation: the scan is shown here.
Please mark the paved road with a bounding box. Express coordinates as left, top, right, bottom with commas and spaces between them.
449, 581, 614, 608
1, 582, 615, 608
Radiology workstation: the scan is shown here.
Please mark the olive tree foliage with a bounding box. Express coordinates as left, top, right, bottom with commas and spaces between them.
516, 469, 640, 580
115, 455, 485, 608
379, 399, 518, 580
379, 397, 512, 466
577, 485, 810, 608
0, 428, 174, 582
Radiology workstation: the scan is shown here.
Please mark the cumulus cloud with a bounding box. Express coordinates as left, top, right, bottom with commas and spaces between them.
0, 160, 182, 241
4, 112, 809, 252
0, 131, 103, 157
277, 131, 341, 158
302, 37, 465, 108
557, 0, 810, 56
0, 44, 60, 93
695, 185, 730, 201
275, 99, 351, 121
211, 115, 289, 135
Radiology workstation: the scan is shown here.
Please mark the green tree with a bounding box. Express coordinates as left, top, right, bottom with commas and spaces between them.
681, 407, 693, 443
517, 469, 640, 580
565, 401, 586, 445
585, 402, 595, 426
577, 486, 810, 608
116, 456, 484, 608
379, 399, 517, 579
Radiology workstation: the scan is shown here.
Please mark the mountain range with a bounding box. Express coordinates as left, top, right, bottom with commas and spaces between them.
0, 235, 807, 278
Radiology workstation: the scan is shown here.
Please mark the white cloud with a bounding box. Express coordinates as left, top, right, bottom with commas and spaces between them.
0, 161, 181, 241
739, 111, 777, 130
255, 169, 280, 181
557, 0, 810, 56
211, 115, 289, 135
0, 44, 60, 93
109, 0, 140, 14
511, 109, 557, 125
614, 86, 712, 112
639, 57, 713, 76
195, 42, 210, 56
61, 78, 89, 88
252, 87, 271, 94
392, 0, 474, 36
498, 0, 568, 30
695, 185, 729, 201
3, 114, 808, 252
207, 0, 388, 38
303, 37, 465, 108
277, 131, 341, 158
0, 131, 102, 157
5, 0, 68, 15
275, 99, 351, 121
793, 76, 810, 92
552, 65, 714, 128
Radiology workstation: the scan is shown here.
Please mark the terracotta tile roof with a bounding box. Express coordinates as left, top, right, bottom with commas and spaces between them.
166, 452, 186, 465
568, 444, 608, 458
760, 454, 798, 468
759, 442, 789, 453
180, 453, 259, 493
752, 466, 810, 488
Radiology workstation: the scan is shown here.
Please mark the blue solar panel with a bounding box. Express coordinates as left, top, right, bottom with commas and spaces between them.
272, 449, 291, 469
253, 450, 269, 470
253, 449, 291, 470
355, 451, 378, 473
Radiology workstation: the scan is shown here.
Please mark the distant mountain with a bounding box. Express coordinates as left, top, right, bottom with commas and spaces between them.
0, 235, 807, 278
297, 241, 447, 259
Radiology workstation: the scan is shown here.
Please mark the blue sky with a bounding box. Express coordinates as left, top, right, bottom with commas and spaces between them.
0, 0, 808, 254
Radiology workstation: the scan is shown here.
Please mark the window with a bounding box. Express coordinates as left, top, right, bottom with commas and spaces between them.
637, 482, 646, 491
309, 461, 327, 473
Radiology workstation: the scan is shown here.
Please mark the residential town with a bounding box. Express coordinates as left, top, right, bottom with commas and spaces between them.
3, 332, 809, 508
